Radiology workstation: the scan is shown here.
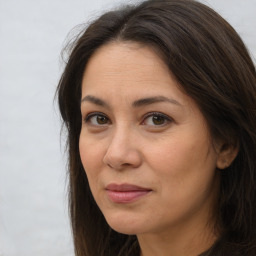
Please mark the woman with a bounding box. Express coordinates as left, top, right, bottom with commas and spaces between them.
57, 0, 256, 255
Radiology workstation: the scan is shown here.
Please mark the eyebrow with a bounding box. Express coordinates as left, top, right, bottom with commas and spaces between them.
81, 95, 109, 108
132, 96, 182, 107
81, 95, 182, 108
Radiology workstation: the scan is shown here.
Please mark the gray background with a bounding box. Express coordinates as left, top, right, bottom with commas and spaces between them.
0, 0, 255, 255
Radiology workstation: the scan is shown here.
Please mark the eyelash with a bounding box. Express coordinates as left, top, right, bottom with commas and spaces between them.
83, 112, 173, 126
145, 112, 173, 125
84, 112, 110, 125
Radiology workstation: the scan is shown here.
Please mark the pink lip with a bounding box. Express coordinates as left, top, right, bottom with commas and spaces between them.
105, 183, 152, 203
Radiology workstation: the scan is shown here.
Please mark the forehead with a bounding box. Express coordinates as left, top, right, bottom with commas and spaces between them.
86, 41, 163, 68
81, 41, 186, 101
84, 42, 169, 79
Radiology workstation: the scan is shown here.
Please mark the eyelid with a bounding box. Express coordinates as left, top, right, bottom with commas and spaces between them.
142, 112, 173, 125
84, 112, 110, 124
83, 111, 173, 126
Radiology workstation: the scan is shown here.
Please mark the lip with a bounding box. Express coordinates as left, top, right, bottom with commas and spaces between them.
105, 183, 152, 203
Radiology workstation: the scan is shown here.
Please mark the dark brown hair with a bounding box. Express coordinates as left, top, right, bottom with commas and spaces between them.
57, 0, 256, 255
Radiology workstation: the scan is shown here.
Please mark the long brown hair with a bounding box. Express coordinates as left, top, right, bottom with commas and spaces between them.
57, 0, 256, 255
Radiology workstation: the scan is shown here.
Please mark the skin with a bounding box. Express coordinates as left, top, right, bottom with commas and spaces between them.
79, 41, 224, 256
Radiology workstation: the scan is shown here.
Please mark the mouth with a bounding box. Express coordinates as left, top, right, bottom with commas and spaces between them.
105, 183, 152, 203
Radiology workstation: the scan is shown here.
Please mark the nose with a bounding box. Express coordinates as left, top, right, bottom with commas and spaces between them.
103, 127, 142, 170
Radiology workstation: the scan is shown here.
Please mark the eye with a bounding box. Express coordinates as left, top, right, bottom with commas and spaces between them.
84, 112, 110, 126
142, 112, 172, 126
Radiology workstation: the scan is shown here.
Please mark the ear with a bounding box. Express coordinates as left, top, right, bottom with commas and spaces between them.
216, 142, 239, 169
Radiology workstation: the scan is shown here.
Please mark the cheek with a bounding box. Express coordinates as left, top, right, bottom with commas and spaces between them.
79, 135, 109, 209
79, 135, 105, 180
147, 134, 218, 198
144, 139, 218, 228
148, 130, 216, 174
147, 139, 199, 176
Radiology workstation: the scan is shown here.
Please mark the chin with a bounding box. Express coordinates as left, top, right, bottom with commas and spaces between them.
103, 212, 147, 235
110, 225, 138, 235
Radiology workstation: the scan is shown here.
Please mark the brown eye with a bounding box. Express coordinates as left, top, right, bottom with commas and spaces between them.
85, 113, 110, 125
143, 112, 172, 126
152, 115, 166, 125
96, 115, 108, 124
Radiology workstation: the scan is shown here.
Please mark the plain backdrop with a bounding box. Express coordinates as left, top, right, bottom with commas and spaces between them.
0, 0, 255, 255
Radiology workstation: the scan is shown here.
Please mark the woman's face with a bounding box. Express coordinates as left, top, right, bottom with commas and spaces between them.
79, 42, 220, 236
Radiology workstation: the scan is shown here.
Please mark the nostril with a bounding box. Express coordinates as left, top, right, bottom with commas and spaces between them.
107, 163, 113, 168
107, 162, 131, 169
103, 144, 142, 170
